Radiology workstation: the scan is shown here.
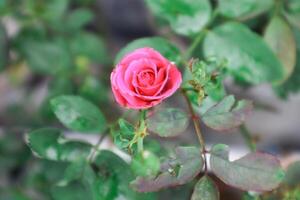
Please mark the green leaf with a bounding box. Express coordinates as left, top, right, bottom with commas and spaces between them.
51, 95, 106, 133
26, 128, 92, 161
55, 150, 153, 200
0, 24, 8, 70
115, 37, 181, 64
66, 8, 93, 31
191, 176, 219, 200
40, 77, 74, 120
0, 189, 32, 200
52, 181, 93, 200
264, 16, 296, 81
210, 144, 285, 191
131, 146, 203, 192
186, 58, 227, 102
70, 31, 108, 64
131, 151, 160, 177
57, 158, 119, 200
59, 160, 84, 183
284, 161, 300, 187
145, 0, 211, 36
41, 0, 69, 23
113, 119, 136, 153
218, 0, 273, 20
202, 95, 253, 131
79, 76, 108, 104
203, 22, 284, 84
24, 40, 72, 75
93, 150, 139, 199
146, 108, 189, 137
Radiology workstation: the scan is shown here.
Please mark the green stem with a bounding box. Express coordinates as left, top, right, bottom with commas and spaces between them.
184, 31, 207, 61
137, 110, 147, 153
240, 124, 256, 152
137, 137, 144, 153
88, 132, 107, 163
273, 0, 284, 16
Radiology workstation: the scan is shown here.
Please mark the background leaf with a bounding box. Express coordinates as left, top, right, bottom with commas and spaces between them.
51, 95, 107, 133
147, 108, 189, 137
145, 0, 211, 36
52, 181, 93, 200
0, 24, 8, 70
203, 22, 284, 84
218, 0, 273, 20
202, 95, 253, 131
274, 28, 300, 98
115, 37, 181, 64
54, 157, 120, 200
53, 150, 155, 200
66, 8, 93, 31
23, 39, 72, 75
131, 146, 203, 192
191, 176, 219, 200
26, 128, 92, 162
264, 16, 296, 81
69, 31, 108, 64
210, 144, 285, 192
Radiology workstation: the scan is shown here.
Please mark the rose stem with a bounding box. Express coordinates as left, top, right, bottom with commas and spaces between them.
240, 124, 256, 152
137, 110, 147, 153
181, 89, 207, 172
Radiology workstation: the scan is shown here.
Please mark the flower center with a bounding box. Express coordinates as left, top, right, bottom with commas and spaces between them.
137, 70, 155, 87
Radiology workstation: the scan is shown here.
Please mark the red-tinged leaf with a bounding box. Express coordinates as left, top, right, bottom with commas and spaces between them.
131, 146, 203, 192
147, 108, 189, 137
210, 144, 285, 192
202, 95, 253, 131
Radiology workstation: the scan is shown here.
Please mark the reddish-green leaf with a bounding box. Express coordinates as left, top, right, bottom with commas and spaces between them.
147, 108, 189, 137
202, 95, 253, 131
131, 146, 203, 192
210, 144, 285, 192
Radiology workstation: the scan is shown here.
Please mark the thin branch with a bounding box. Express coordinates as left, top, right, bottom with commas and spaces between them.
183, 31, 206, 61
181, 89, 207, 171
88, 132, 107, 163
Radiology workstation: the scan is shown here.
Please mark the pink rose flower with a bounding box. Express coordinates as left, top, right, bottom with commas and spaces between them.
111, 47, 182, 109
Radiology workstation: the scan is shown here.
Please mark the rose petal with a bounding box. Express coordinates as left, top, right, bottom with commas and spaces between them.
111, 47, 182, 109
